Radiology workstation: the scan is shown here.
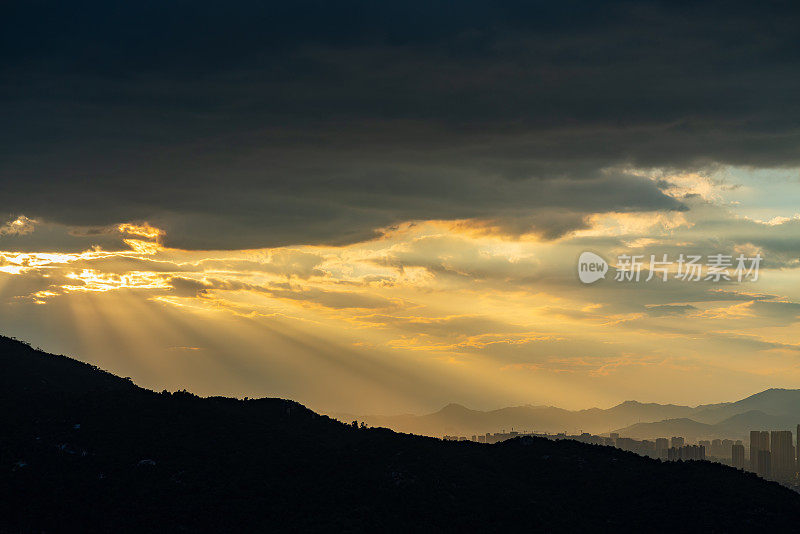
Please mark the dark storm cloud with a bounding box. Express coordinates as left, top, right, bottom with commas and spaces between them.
2, 0, 799, 249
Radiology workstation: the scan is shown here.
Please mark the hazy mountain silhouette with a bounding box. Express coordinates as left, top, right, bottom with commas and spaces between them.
714, 410, 799, 436
611, 418, 716, 442
340, 389, 800, 438
691, 389, 800, 423
611, 390, 800, 441
3, 335, 800, 531
615, 409, 800, 442
336, 401, 696, 436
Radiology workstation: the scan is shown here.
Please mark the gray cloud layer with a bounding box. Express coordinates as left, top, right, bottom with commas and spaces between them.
2, 1, 799, 249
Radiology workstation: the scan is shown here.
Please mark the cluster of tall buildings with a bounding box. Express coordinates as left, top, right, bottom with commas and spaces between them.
748, 429, 798, 482
443, 424, 800, 486
610, 433, 718, 462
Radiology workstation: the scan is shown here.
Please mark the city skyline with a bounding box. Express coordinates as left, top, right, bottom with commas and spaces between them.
442, 422, 800, 487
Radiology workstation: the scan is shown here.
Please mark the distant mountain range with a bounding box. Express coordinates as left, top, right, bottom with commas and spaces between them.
336, 389, 800, 441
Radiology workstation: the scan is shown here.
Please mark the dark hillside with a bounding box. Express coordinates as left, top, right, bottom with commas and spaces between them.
0, 336, 137, 397
2, 336, 799, 532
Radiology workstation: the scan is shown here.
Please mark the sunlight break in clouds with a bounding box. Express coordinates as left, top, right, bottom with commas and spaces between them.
0, 171, 799, 414
0, 216, 36, 236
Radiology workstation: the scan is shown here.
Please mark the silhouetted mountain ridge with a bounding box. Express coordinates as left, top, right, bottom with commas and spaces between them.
691, 389, 800, 423
3, 335, 800, 532
615, 408, 800, 441
0, 336, 138, 397
339, 389, 800, 439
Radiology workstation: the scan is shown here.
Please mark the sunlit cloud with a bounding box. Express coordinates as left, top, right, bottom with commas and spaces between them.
574, 211, 693, 238
0, 215, 36, 236
0, 175, 798, 413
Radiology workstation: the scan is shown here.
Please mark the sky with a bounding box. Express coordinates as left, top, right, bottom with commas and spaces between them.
1, 0, 799, 414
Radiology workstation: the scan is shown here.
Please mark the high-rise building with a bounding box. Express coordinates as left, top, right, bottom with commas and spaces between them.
760, 431, 770, 451
757, 449, 772, 479
698, 440, 711, 456
750, 431, 770, 472
731, 443, 746, 469
671, 436, 685, 448
770, 430, 795, 480
655, 438, 669, 458
796, 424, 800, 470
711, 439, 724, 457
